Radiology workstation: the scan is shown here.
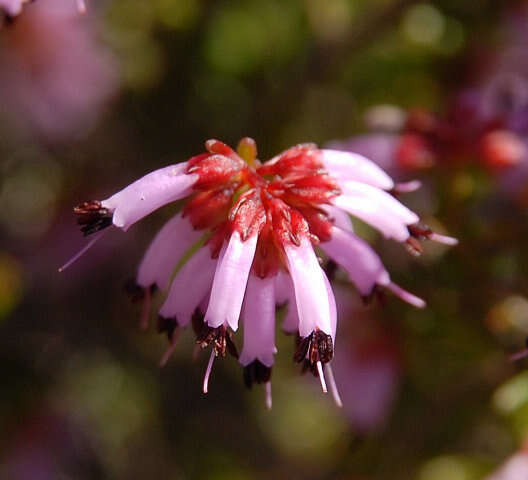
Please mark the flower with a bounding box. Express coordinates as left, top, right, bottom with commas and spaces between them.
0, 0, 29, 18
65, 138, 456, 407
0, 0, 117, 140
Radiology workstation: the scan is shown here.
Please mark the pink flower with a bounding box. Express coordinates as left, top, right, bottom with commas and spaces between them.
65, 138, 456, 407
1, 0, 86, 17
0, 0, 117, 140
0, 0, 29, 17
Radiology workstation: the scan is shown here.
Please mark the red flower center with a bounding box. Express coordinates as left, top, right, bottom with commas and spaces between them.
184, 138, 342, 277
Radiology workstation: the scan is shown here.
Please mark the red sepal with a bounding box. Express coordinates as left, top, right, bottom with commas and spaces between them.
187, 154, 245, 190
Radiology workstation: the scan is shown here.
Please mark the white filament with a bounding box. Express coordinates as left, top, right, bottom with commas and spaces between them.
316, 361, 327, 393
203, 350, 216, 394
58, 230, 107, 272
324, 363, 343, 407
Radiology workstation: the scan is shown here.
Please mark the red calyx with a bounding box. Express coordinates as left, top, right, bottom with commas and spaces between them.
184, 186, 237, 230
257, 144, 323, 178
278, 174, 341, 206
229, 189, 267, 241
187, 153, 245, 190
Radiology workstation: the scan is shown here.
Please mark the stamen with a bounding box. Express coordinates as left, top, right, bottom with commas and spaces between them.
58, 230, 106, 272
392, 180, 422, 194
386, 282, 426, 308
159, 329, 180, 367
265, 382, 272, 410
316, 361, 328, 393
203, 349, 216, 394
405, 237, 423, 257
140, 287, 152, 330
324, 363, 343, 407
429, 232, 459, 246
408, 222, 458, 246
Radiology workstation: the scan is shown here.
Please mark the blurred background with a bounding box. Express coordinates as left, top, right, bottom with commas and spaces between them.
2, 0, 528, 478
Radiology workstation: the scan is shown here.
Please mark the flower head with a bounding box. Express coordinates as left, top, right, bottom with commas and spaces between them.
66, 138, 456, 407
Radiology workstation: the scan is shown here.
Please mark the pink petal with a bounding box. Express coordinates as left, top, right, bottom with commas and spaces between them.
320, 226, 390, 295
101, 163, 198, 231
321, 149, 394, 190
284, 237, 332, 338
326, 133, 401, 173
339, 180, 419, 225
321, 205, 354, 232
159, 246, 217, 326
274, 271, 299, 333
136, 213, 202, 290
204, 231, 257, 331
322, 270, 337, 341
239, 275, 277, 367
332, 194, 410, 241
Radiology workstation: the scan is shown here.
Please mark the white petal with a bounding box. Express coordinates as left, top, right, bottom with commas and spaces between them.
339, 180, 419, 225
204, 231, 257, 331
284, 237, 332, 338
322, 270, 337, 342
159, 246, 217, 326
137, 213, 202, 290
333, 194, 410, 241
101, 162, 198, 231
239, 275, 277, 367
321, 149, 394, 190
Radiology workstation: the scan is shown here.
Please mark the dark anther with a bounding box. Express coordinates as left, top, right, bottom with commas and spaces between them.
293, 334, 311, 363
124, 279, 156, 303
405, 236, 423, 256
361, 285, 387, 307
243, 360, 272, 389
74, 200, 112, 236
157, 315, 179, 341
124, 278, 145, 302
294, 330, 333, 367
301, 359, 317, 376
196, 324, 239, 359
408, 222, 433, 240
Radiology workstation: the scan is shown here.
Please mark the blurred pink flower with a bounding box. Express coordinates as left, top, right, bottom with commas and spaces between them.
486, 449, 528, 480
1, 410, 100, 480
0, 0, 118, 140
331, 285, 401, 432
0, 0, 29, 17
65, 138, 456, 407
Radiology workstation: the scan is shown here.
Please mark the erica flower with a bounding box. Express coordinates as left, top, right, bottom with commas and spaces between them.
65, 138, 456, 407
0, 0, 116, 140
0, 0, 29, 18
